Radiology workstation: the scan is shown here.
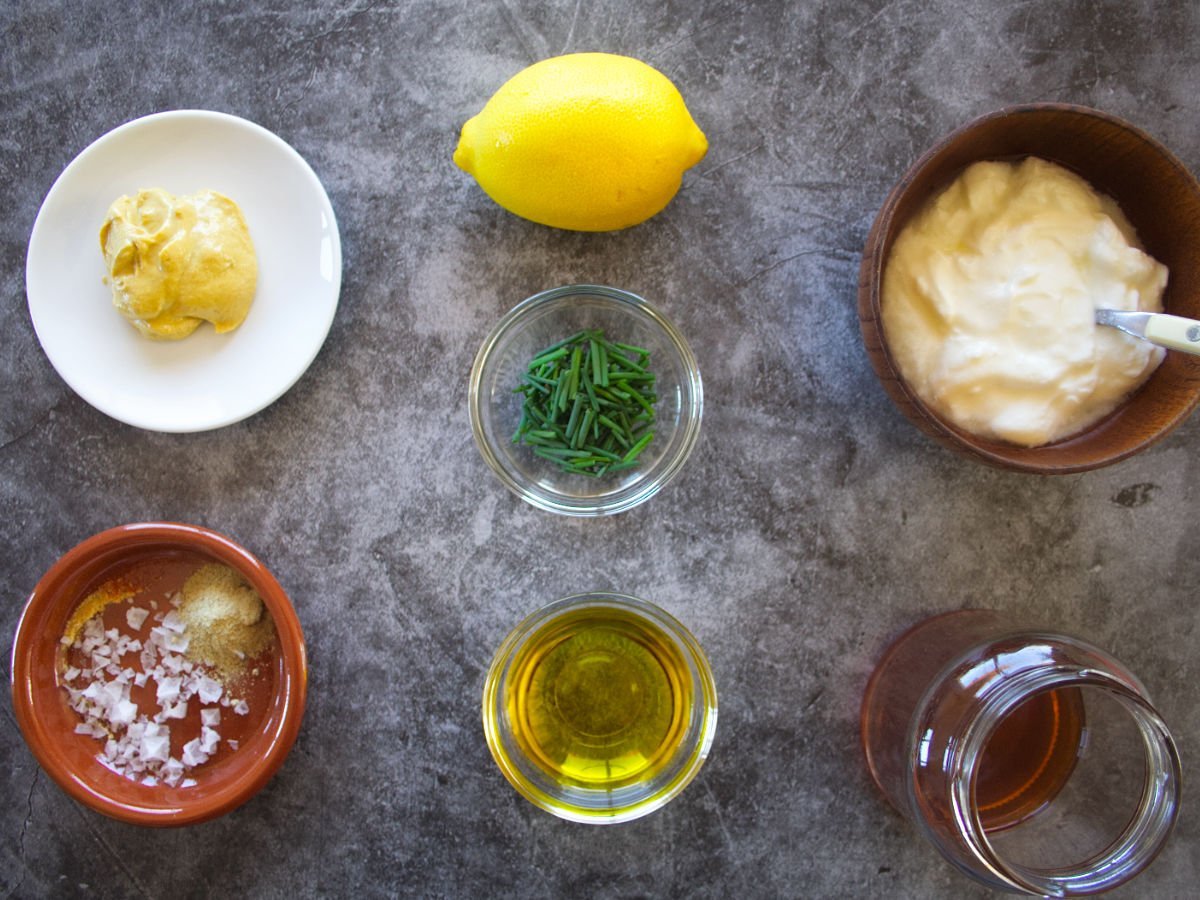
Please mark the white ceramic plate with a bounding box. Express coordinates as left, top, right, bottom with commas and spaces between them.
26, 110, 342, 432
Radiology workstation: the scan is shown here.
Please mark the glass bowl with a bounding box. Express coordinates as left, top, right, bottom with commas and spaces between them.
469, 285, 703, 515
10, 522, 307, 826
482, 592, 718, 824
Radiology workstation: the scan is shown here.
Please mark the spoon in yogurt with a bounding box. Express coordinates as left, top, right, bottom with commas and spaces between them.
1095, 309, 1200, 357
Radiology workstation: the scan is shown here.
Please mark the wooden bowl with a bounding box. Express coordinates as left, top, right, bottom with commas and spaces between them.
858, 103, 1200, 472
10, 523, 307, 826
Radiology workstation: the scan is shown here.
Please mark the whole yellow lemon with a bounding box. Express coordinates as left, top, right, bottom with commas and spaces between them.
453, 53, 708, 232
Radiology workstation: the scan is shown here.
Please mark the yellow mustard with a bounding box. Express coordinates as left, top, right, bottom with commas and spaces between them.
99, 188, 258, 340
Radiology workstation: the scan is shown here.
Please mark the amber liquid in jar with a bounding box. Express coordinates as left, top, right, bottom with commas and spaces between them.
974, 686, 1084, 830
861, 610, 1182, 896
861, 611, 1086, 831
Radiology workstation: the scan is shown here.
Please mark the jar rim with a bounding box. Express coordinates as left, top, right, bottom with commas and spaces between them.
948, 668, 1182, 896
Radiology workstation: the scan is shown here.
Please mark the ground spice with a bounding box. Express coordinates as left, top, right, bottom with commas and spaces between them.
62, 577, 136, 644
178, 563, 275, 679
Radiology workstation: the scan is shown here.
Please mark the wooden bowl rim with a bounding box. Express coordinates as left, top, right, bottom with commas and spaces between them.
860, 102, 1200, 473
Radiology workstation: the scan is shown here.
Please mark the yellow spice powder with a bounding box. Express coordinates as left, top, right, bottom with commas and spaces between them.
63, 578, 136, 644
179, 563, 276, 679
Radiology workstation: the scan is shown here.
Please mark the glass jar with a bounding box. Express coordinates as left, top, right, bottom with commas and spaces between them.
861, 610, 1181, 896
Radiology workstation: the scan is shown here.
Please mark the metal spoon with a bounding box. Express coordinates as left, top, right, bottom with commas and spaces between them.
1095, 309, 1200, 357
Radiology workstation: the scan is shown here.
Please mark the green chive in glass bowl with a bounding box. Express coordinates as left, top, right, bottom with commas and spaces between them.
469, 285, 703, 516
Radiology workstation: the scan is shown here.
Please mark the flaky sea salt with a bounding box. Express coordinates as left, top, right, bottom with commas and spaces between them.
163, 632, 190, 654
111, 699, 139, 726
200, 726, 220, 755
60, 603, 246, 787
197, 676, 223, 705
161, 699, 189, 720
156, 676, 181, 705
181, 739, 209, 768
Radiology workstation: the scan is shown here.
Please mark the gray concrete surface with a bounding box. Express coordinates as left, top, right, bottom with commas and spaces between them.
3, 1, 1199, 897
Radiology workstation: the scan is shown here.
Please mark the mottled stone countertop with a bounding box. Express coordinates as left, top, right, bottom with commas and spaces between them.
3, 2, 1199, 898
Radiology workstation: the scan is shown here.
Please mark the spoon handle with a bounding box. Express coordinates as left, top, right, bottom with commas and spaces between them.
1145, 313, 1200, 355
1096, 309, 1200, 357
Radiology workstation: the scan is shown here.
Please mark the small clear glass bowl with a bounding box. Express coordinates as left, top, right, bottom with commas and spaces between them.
469, 285, 703, 516
482, 592, 718, 824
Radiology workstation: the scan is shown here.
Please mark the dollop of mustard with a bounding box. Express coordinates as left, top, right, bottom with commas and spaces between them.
99, 188, 258, 340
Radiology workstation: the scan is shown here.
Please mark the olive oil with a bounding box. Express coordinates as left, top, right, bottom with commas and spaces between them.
504, 606, 691, 790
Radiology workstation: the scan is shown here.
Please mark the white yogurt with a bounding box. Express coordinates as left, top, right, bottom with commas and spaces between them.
882, 157, 1167, 447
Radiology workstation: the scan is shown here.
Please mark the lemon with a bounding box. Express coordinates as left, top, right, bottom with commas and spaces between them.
454, 53, 707, 232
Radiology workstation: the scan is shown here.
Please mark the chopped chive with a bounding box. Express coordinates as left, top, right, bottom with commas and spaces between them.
567, 346, 583, 399
527, 346, 570, 368
533, 447, 592, 462
533, 330, 588, 358
511, 328, 657, 477
556, 371, 569, 412
619, 381, 656, 416
575, 409, 595, 449
523, 433, 566, 447
589, 338, 603, 386
612, 341, 649, 355
597, 414, 630, 447
607, 460, 641, 472
606, 349, 646, 372
607, 370, 654, 382
567, 455, 604, 468
597, 341, 609, 386
622, 431, 654, 463
584, 445, 623, 462
565, 394, 584, 443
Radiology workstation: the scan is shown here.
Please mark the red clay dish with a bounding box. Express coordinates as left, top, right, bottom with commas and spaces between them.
10, 522, 307, 826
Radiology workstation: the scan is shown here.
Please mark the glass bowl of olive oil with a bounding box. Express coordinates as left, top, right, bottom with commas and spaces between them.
482, 592, 718, 824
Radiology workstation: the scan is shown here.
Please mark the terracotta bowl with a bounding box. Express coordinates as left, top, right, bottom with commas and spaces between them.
858, 103, 1200, 472
10, 522, 307, 826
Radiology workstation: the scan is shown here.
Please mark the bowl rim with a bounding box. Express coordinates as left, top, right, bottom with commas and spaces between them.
10, 521, 308, 826
469, 284, 703, 514
480, 590, 718, 824
858, 101, 1200, 473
